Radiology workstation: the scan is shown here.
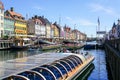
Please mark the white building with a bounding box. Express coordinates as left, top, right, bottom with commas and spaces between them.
0, 1, 4, 38
34, 19, 42, 37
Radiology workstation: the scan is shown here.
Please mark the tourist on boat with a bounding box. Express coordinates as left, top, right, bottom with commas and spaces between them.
63, 48, 70, 53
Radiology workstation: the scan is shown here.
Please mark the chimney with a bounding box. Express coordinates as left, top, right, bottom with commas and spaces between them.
42, 15, 44, 18
35, 15, 38, 19
10, 7, 14, 12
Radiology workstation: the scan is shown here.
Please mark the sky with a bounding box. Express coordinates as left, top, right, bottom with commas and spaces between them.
2, 0, 120, 37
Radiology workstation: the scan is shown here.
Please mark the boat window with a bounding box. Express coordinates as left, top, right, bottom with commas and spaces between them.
70, 55, 83, 64
0, 43, 1, 47
76, 56, 83, 64
41, 65, 62, 79
61, 59, 75, 69
32, 67, 56, 80
9, 43, 11, 46
67, 57, 78, 66
71, 57, 81, 65
4, 43, 6, 47
52, 62, 67, 75
65, 59, 76, 68
18, 71, 45, 80
1, 43, 3, 47
72, 56, 82, 64
59, 61, 72, 71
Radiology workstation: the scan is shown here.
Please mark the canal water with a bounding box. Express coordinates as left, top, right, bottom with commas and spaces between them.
0, 49, 109, 80
84, 49, 108, 80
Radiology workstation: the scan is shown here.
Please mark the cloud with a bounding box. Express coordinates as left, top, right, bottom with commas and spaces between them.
79, 19, 97, 26
65, 17, 73, 21
89, 3, 119, 17
33, 6, 43, 10
65, 16, 96, 26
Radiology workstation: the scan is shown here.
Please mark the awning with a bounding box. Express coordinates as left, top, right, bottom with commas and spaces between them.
35, 39, 55, 45
23, 38, 30, 40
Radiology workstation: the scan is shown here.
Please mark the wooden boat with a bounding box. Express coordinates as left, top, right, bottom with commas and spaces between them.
0, 40, 13, 50
28, 46, 41, 51
62, 40, 84, 50
11, 38, 31, 50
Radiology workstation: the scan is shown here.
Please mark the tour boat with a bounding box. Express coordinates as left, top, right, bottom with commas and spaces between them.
2, 52, 95, 80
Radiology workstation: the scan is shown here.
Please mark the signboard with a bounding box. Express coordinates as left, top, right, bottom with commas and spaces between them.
96, 31, 106, 34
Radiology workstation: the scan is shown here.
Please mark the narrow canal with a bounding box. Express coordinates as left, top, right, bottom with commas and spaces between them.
85, 49, 108, 80
0, 48, 109, 80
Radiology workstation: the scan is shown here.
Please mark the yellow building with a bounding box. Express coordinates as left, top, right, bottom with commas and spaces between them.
14, 19, 27, 38
6, 7, 27, 38
53, 22, 60, 38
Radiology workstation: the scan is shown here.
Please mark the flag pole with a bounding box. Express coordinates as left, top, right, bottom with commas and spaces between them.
97, 17, 100, 39
98, 17, 100, 32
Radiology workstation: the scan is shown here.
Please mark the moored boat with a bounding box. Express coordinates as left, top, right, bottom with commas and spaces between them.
2, 52, 95, 80
11, 38, 31, 50
62, 40, 84, 50
0, 40, 13, 50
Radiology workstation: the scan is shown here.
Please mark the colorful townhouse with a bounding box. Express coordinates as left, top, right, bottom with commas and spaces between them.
4, 10, 14, 38
60, 26, 65, 40
108, 20, 120, 40
71, 30, 75, 40
64, 26, 71, 40
27, 16, 42, 37
44, 18, 51, 39
79, 32, 87, 41
27, 18, 35, 36
72, 29, 77, 41
33, 16, 42, 37
5, 7, 27, 39
27, 16, 47, 39
50, 24, 55, 41
53, 22, 60, 43
0, 1, 4, 38
38, 16, 47, 39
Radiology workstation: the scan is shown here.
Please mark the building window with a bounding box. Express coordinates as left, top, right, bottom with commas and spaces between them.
0, 9, 1, 14
1, 16, 3, 20
1, 10, 3, 14
1, 23, 3, 27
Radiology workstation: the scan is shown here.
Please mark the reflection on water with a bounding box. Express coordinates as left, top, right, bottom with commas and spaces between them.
0, 50, 42, 61
76, 49, 108, 80
87, 50, 108, 80
76, 63, 95, 80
